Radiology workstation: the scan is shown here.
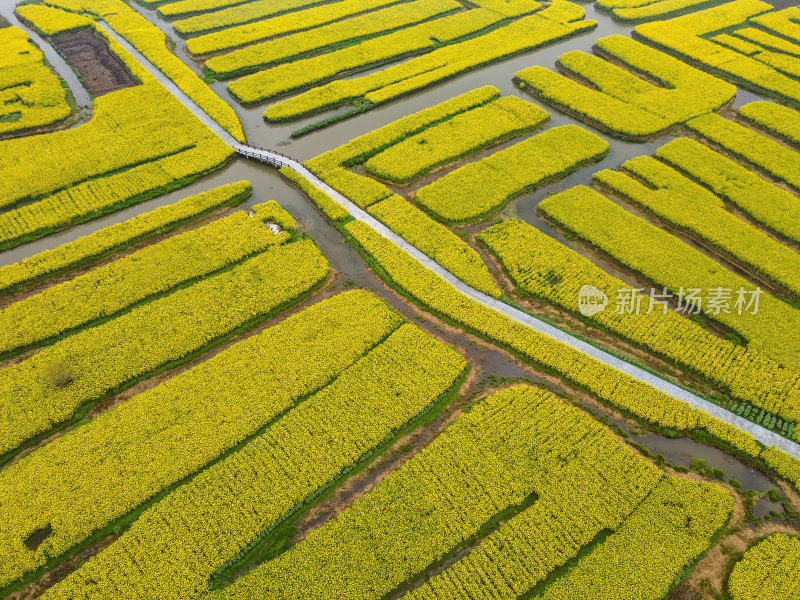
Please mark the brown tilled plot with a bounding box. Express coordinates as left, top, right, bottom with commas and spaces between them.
51, 29, 139, 97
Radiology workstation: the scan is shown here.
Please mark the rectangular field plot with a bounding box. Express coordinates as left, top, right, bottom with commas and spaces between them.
31, 318, 467, 599
0, 181, 251, 294
0, 237, 329, 459
478, 218, 800, 436
215, 385, 731, 600
0, 18, 233, 250
0, 290, 405, 587
539, 185, 800, 375
0, 207, 289, 358
172, 0, 595, 131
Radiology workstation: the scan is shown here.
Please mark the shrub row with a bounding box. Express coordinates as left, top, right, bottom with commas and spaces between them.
594, 156, 800, 296
363, 95, 548, 183
0, 26, 72, 135
0, 240, 329, 457
262, 2, 595, 120
0, 290, 402, 588
0, 181, 250, 295
415, 124, 608, 222
39, 323, 467, 599
478, 218, 800, 431
368, 195, 501, 297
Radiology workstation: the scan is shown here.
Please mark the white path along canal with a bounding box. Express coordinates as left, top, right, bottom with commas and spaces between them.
39, 23, 800, 459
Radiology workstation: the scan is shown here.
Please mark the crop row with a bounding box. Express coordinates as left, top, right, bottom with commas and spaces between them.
728, 534, 800, 600
414, 124, 608, 222
0, 181, 250, 295
654, 137, 800, 244
739, 99, 800, 145
343, 218, 765, 456
0, 139, 231, 251
602, 0, 730, 23
229, 7, 505, 105
158, 0, 300, 19
534, 476, 730, 600
170, 0, 345, 34
633, 1, 800, 105
39, 322, 467, 599
515, 34, 734, 138
0, 207, 288, 358
0, 239, 329, 458
685, 110, 800, 193
364, 95, 548, 183
711, 29, 800, 80
307, 85, 499, 171
728, 26, 800, 56
0, 290, 402, 587
750, 7, 800, 44
14, 3, 94, 35
41, 0, 245, 140
298, 86, 499, 216
0, 26, 72, 135
222, 384, 687, 600
0, 15, 232, 249
191, 0, 426, 58
594, 156, 800, 296
414, 475, 727, 600
0, 79, 225, 210
478, 218, 800, 434
367, 195, 501, 297
262, 1, 595, 121
540, 185, 800, 377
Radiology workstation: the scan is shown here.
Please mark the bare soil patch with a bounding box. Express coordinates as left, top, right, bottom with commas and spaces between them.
51, 30, 138, 97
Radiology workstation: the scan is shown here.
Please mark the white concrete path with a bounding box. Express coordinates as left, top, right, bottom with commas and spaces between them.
45, 22, 800, 458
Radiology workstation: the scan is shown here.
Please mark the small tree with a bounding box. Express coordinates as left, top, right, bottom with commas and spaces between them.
295, 217, 312, 239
